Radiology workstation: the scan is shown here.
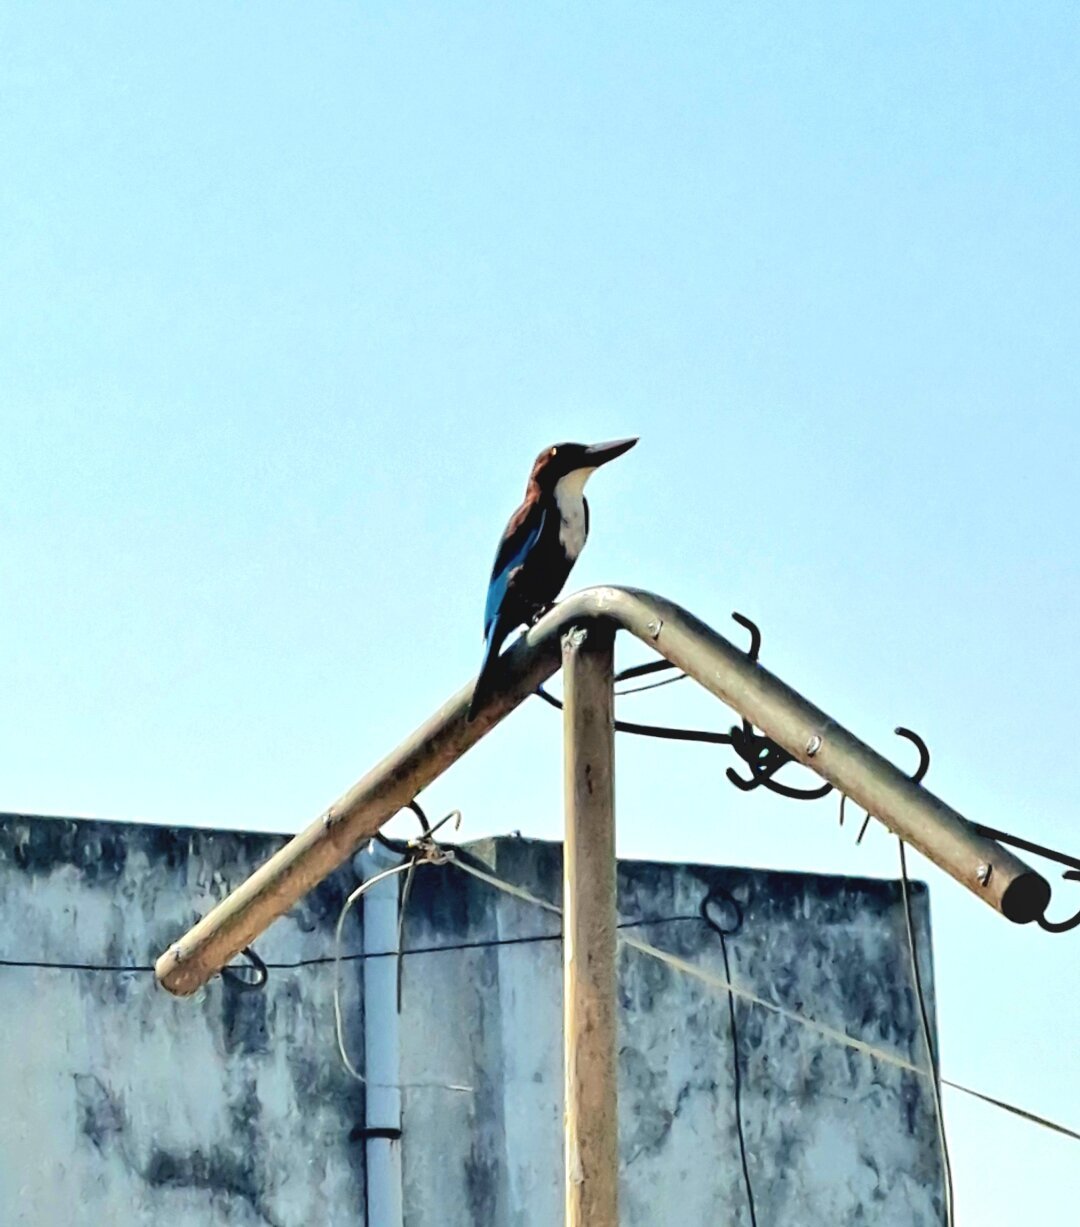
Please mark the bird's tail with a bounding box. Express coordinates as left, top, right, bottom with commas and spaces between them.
466, 632, 505, 723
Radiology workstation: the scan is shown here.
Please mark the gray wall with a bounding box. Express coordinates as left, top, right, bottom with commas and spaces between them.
400, 838, 944, 1226
0, 814, 944, 1226
0, 814, 365, 1227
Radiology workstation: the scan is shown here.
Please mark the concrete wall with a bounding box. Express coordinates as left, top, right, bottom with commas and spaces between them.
0, 814, 944, 1225
400, 838, 944, 1226
0, 813, 365, 1227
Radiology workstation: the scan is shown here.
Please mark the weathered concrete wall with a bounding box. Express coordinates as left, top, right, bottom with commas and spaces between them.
400, 838, 944, 1226
0, 815, 943, 1226
0, 813, 366, 1227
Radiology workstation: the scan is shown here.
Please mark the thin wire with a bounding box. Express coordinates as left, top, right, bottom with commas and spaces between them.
614, 673, 688, 697
452, 857, 927, 1075
0, 956, 155, 972
396, 857, 418, 1011
333, 860, 413, 1083
719, 928, 757, 1227
535, 684, 733, 744
332, 857, 473, 1093
702, 892, 757, 1227
942, 1080, 1080, 1143
450, 856, 1080, 1145
969, 823, 1080, 874
613, 659, 680, 683
899, 839, 955, 1227
0, 913, 706, 975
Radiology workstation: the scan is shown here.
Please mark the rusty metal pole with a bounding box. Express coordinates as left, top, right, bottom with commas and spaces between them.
561, 622, 619, 1227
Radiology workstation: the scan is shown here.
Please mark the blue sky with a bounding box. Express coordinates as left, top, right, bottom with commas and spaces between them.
3, 3, 1078, 1218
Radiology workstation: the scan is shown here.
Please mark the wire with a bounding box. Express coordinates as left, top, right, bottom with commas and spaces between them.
613, 659, 680, 683
449, 855, 1080, 1147
899, 839, 955, 1227
333, 854, 474, 1093
0, 913, 709, 975
0, 956, 156, 973
332, 859, 416, 1085
969, 823, 1080, 874
942, 1080, 1080, 1143
614, 673, 688, 696
701, 888, 757, 1227
535, 684, 734, 744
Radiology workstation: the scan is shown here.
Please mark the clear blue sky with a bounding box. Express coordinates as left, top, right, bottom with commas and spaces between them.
3, 3, 1078, 1219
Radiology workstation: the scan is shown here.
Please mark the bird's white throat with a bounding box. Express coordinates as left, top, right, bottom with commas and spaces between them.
554, 467, 594, 560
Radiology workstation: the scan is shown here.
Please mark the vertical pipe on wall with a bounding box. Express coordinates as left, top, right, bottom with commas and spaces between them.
353, 841, 406, 1227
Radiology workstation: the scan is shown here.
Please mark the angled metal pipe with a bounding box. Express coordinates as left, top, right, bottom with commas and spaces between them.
155, 586, 1050, 996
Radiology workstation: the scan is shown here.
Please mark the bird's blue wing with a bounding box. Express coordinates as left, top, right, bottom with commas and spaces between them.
483, 502, 546, 641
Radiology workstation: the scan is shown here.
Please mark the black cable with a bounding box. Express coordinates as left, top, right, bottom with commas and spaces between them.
899, 840, 955, 1226
0, 913, 705, 975
970, 822, 1080, 874
535, 684, 734, 745
613, 673, 688, 696
701, 886, 757, 1227
613, 659, 679, 683
0, 956, 156, 973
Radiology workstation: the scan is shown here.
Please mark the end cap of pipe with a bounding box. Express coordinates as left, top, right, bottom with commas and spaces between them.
1001, 871, 1052, 924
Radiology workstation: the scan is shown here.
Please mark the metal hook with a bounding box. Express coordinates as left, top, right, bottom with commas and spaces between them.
700, 882, 744, 937
968, 822, 1080, 936
726, 722, 833, 800
894, 727, 930, 785
613, 611, 760, 685
731, 612, 761, 662
221, 946, 268, 992
847, 727, 930, 847
374, 800, 433, 853
1037, 872, 1080, 934
721, 613, 831, 800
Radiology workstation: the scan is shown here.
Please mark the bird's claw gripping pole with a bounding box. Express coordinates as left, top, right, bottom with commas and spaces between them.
155, 585, 1051, 998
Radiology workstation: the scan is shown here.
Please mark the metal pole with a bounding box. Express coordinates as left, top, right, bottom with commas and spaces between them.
155, 630, 566, 996
156, 585, 1050, 997
561, 623, 619, 1227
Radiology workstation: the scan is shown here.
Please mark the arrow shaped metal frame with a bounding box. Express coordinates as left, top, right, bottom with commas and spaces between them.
156, 585, 1051, 997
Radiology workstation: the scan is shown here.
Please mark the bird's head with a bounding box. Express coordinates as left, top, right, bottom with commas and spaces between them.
528, 437, 638, 493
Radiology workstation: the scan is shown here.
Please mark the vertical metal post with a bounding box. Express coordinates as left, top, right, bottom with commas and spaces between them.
562, 623, 619, 1227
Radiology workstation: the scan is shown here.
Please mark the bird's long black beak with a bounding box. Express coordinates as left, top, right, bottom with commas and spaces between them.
583, 437, 638, 467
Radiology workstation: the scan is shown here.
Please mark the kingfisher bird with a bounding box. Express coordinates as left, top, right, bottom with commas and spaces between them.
466, 437, 638, 721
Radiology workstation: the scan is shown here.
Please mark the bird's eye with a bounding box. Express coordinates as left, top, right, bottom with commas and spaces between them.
550, 447, 558, 456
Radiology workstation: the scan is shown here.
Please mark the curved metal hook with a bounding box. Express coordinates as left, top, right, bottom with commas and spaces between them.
1037, 871, 1080, 934
221, 945, 268, 992
731, 612, 761, 662
894, 727, 930, 785
407, 800, 432, 834
374, 800, 432, 853
613, 611, 759, 685
850, 727, 930, 846
726, 724, 833, 800
700, 882, 744, 937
